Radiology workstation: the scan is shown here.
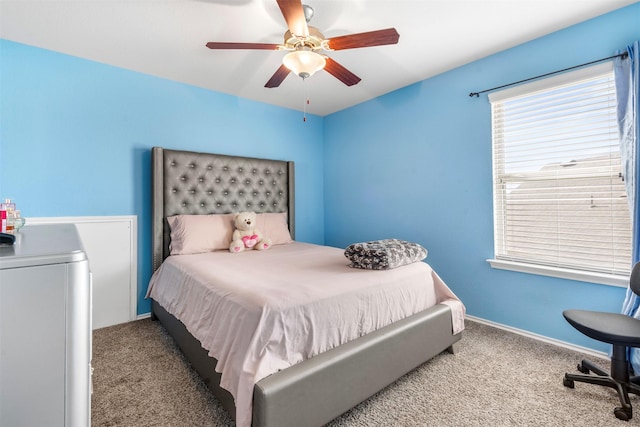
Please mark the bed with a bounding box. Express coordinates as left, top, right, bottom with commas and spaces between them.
148, 146, 465, 427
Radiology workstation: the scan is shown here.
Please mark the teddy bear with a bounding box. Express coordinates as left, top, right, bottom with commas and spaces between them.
229, 211, 271, 253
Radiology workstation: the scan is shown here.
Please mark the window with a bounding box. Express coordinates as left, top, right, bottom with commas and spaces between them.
489, 62, 631, 285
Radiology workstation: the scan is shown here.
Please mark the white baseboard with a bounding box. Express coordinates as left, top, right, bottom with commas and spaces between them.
465, 315, 608, 360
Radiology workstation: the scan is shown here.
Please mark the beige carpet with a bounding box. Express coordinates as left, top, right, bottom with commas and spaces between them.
92, 319, 639, 426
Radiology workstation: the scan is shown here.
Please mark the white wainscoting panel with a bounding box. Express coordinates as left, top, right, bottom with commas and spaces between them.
26, 216, 137, 329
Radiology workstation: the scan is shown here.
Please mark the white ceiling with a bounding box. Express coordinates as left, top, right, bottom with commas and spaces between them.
1, 0, 636, 116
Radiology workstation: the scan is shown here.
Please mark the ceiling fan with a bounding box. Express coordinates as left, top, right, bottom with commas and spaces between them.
205, 0, 400, 88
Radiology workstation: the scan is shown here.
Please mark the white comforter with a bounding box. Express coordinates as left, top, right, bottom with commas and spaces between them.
146, 242, 464, 427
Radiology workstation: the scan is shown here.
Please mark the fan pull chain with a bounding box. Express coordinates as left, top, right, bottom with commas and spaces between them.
303, 77, 309, 122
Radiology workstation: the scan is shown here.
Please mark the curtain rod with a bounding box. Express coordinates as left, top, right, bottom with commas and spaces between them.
469, 52, 628, 98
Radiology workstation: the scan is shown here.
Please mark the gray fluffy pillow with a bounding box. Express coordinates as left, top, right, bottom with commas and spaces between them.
344, 239, 428, 270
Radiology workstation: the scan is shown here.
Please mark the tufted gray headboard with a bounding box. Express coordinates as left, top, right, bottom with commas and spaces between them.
152, 147, 295, 271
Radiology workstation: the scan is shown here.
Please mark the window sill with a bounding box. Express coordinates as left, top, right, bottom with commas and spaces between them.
487, 259, 628, 287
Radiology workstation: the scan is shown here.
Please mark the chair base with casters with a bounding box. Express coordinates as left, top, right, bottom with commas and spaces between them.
563, 308, 640, 421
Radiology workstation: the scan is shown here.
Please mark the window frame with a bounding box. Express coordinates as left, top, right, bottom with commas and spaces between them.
487, 62, 630, 287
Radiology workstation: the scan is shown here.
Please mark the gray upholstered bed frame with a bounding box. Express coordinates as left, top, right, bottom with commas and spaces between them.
150, 146, 462, 427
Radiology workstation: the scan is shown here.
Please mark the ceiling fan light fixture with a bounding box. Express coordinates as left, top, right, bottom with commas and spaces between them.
283, 49, 326, 79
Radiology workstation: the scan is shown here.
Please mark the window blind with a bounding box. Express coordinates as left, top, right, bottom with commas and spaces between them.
489, 63, 631, 277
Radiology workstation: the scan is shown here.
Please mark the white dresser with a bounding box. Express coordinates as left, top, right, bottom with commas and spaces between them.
0, 224, 92, 427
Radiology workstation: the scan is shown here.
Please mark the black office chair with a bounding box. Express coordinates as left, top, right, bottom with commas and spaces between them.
563, 262, 640, 421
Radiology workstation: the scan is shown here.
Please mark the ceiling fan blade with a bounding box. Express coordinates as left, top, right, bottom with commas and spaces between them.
324, 57, 361, 87
206, 42, 280, 50
265, 64, 291, 88
326, 28, 400, 50
276, 0, 309, 37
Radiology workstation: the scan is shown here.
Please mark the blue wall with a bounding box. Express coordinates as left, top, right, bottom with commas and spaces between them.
0, 40, 325, 315
323, 3, 640, 352
1, 3, 639, 352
